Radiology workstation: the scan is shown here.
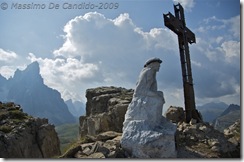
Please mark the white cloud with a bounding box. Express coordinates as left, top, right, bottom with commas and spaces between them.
191, 60, 202, 67
27, 53, 101, 101
203, 16, 217, 24
53, 12, 178, 88
216, 36, 224, 44
198, 15, 240, 40
172, 0, 195, 11
0, 66, 16, 79
0, 64, 27, 79
0, 10, 228, 109
195, 15, 240, 65
39, 11, 239, 107
190, 14, 240, 104
219, 40, 240, 63
224, 15, 240, 39
0, 48, 18, 62
25, 12, 180, 104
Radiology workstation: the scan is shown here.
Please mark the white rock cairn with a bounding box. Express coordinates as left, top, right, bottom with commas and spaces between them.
121, 57, 177, 158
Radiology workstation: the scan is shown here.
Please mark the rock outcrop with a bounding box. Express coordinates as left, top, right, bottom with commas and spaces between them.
79, 86, 133, 136
165, 106, 185, 123
60, 131, 128, 158
224, 119, 240, 156
74, 86, 240, 158
0, 102, 61, 158
176, 121, 239, 158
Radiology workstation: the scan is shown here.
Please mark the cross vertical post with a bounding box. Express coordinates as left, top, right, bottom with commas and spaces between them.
163, 3, 202, 123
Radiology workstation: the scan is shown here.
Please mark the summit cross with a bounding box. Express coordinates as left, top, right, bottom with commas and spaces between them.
163, 3, 202, 123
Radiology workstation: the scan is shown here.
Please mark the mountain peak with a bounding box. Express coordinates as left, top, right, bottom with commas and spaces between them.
11, 61, 43, 87
0, 74, 7, 83
13, 61, 40, 79
25, 61, 40, 74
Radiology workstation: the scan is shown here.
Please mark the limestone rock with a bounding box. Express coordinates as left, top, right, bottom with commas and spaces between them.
75, 84, 240, 158
0, 102, 61, 158
176, 121, 239, 158
79, 86, 133, 136
223, 119, 240, 156
165, 106, 185, 123
60, 131, 128, 158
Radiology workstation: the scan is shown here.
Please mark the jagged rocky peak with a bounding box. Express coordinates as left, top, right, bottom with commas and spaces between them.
22, 61, 40, 75
0, 74, 7, 83
0, 102, 61, 158
11, 61, 43, 85
4, 61, 76, 125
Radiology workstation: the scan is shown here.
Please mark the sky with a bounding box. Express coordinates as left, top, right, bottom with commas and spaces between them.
0, 0, 241, 113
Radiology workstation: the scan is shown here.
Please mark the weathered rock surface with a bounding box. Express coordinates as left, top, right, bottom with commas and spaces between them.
223, 119, 240, 156
0, 102, 61, 158
79, 86, 133, 136
75, 86, 240, 158
176, 121, 239, 158
165, 106, 185, 123
60, 131, 128, 158
63, 120, 240, 158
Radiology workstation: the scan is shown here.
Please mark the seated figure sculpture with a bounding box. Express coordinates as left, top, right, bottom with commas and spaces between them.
121, 57, 177, 158
123, 57, 165, 129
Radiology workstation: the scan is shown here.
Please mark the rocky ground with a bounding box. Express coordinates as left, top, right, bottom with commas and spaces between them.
0, 86, 240, 158
60, 120, 240, 158
60, 87, 241, 158
176, 121, 240, 158
0, 102, 61, 158
60, 131, 127, 158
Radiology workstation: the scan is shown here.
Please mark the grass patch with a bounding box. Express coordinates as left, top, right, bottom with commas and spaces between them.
0, 125, 13, 133
55, 123, 80, 154
59, 136, 90, 158
9, 110, 28, 120
0, 110, 8, 121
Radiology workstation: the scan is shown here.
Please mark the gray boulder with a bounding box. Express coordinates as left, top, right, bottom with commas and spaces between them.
79, 86, 133, 136
0, 102, 61, 158
165, 106, 185, 123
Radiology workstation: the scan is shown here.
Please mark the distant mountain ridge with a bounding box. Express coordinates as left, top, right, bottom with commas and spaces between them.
197, 102, 228, 123
219, 104, 240, 116
0, 61, 76, 125
213, 104, 240, 132
65, 99, 85, 118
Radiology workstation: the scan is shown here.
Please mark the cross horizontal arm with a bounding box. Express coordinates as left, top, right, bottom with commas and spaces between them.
163, 12, 196, 44
163, 12, 183, 34
185, 27, 196, 44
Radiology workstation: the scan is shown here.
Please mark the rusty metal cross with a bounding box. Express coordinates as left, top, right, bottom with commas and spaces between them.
163, 3, 202, 123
